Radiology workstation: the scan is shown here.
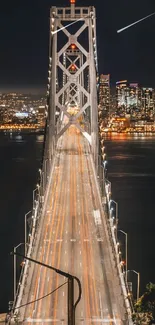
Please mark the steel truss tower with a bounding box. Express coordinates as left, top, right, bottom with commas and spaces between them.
46, 1, 99, 164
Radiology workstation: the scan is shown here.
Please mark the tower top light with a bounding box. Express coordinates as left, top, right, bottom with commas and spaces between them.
70, 0, 76, 4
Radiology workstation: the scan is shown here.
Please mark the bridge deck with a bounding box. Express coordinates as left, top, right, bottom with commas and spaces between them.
22, 126, 125, 324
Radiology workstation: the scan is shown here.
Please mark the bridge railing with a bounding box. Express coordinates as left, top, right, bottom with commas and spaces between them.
97, 152, 134, 325
10, 152, 52, 323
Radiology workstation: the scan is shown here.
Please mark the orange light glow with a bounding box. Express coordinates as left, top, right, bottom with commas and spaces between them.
70, 0, 76, 4
70, 64, 76, 71
70, 44, 76, 50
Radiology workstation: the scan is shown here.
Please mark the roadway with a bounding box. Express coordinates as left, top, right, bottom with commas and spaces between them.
21, 126, 126, 324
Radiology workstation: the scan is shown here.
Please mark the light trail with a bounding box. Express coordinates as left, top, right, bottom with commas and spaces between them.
22, 126, 126, 324
51, 18, 83, 35
117, 11, 155, 33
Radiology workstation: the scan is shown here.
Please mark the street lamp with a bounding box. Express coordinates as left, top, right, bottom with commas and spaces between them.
41, 171, 45, 193
119, 230, 128, 284
38, 168, 42, 176
11, 251, 82, 325
110, 199, 118, 241
33, 184, 40, 202
13, 243, 25, 301
25, 210, 32, 254
44, 158, 49, 184
105, 179, 111, 199
127, 270, 140, 302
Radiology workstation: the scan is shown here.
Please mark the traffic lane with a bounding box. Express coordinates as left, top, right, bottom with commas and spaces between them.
45, 150, 69, 320
55, 132, 80, 322
78, 134, 116, 322
52, 150, 71, 323
75, 133, 97, 323
85, 147, 124, 322
41, 135, 75, 322
23, 166, 60, 321
56, 149, 71, 322
53, 133, 86, 324
35, 147, 66, 320
24, 134, 66, 322
78, 133, 98, 319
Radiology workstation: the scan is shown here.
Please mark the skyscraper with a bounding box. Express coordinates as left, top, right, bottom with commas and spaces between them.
128, 83, 141, 110
116, 81, 142, 118
116, 80, 128, 116
141, 88, 154, 119
99, 74, 110, 118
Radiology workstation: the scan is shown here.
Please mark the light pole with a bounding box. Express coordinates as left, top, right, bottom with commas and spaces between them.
13, 243, 24, 301
127, 269, 140, 302
33, 184, 40, 202
110, 199, 118, 241
133, 270, 140, 302
41, 172, 45, 193
38, 168, 42, 177
11, 251, 82, 325
25, 210, 32, 254
44, 159, 49, 186
105, 179, 111, 200
119, 230, 128, 284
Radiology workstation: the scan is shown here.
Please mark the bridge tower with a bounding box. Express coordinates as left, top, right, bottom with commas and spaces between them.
46, 0, 99, 165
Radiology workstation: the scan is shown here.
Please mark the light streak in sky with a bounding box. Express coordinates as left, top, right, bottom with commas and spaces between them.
51, 18, 83, 35
117, 11, 155, 33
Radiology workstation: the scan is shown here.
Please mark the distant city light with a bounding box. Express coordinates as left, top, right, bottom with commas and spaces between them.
15, 112, 29, 118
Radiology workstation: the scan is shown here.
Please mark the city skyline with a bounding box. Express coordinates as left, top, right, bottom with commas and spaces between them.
0, 0, 155, 92
0, 1, 155, 322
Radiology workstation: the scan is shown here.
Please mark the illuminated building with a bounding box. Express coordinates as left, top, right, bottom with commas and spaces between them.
128, 83, 141, 110
0, 93, 46, 124
141, 88, 154, 119
116, 81, 142, 118
99, 74, 110, 119
116, 80, 128, 115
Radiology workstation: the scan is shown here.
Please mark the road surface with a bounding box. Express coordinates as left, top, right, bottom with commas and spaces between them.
21, 126, 126, 324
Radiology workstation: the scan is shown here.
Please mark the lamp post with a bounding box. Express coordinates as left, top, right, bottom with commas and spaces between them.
44, 159, 49, 186
33, 184, 40, 203
38, 168, 42, 177
13, 243, 24, 301
119, 230, 128, 284
127, 269, 140, 302
41, 172, 45, 193
132, 270, 140, 302
110, 199, 118, 241
105, 179, 111, 193
25, 210, 32, 254
11, 251, 82, 325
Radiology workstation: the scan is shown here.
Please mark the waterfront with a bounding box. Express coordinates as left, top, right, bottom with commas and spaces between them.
0, 133, 155, 312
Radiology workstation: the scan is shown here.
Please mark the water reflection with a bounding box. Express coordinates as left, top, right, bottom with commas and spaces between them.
104, 133, 155, 141
104, 134, 155, 295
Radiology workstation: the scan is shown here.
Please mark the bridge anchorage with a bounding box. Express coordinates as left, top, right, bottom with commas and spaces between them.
8, 1, 134, 324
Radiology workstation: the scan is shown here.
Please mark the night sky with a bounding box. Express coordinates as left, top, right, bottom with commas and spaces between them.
0, 0, 155, 93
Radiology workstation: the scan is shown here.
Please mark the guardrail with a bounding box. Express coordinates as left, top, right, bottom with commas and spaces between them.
13, 200, 39, 319
9, 153, 52, 323
96, 152, 134, 325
